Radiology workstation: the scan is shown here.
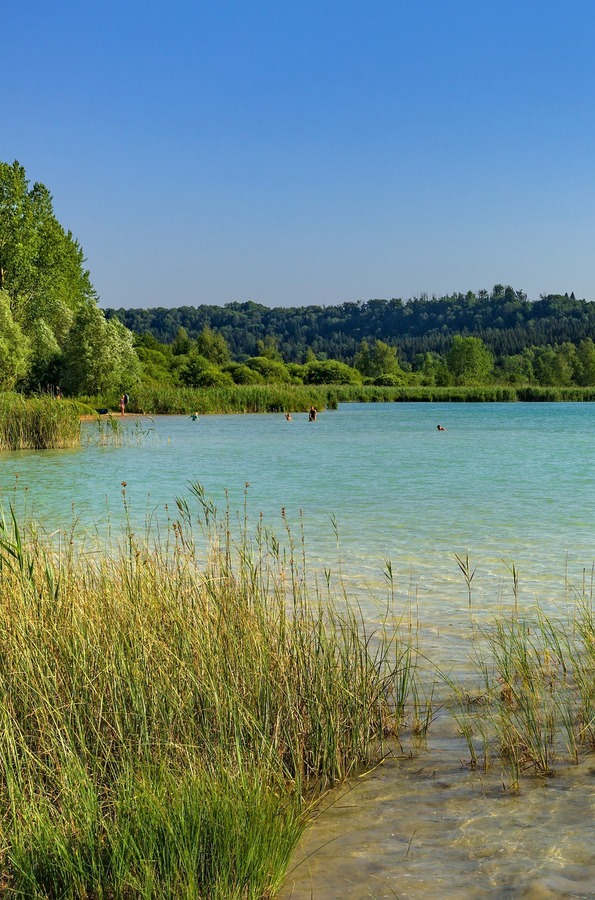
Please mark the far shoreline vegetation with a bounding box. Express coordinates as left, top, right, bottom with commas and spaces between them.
4, 158, 595, 450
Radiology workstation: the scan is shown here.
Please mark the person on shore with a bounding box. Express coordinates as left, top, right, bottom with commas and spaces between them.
119, 395, 126, 416
308, 406, 317, 421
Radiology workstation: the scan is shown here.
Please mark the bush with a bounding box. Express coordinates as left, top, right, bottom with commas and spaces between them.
223, 363, 265, 385
245, 356, 292, 382
304, 359, 362, 385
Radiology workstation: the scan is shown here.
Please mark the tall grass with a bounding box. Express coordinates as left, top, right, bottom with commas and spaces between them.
449, 592, 595, 791
0, 394, 81, 449
0, 490, 415, 897
90, 383, 595, 415
88, 384, 341, 415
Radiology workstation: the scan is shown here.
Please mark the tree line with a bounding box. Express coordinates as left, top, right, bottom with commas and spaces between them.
107, 288, 595, 389
4, 158, 595, 396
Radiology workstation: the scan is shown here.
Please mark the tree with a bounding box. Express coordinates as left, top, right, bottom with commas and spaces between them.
195, 326, 230, 366
446, 336, 493, 384
0, 160, 94, 333
0, 290, 30, 389
171, 327, 192, 356
61, 305, 140, 395
179, 353, 232, 387
25, 318, 61, 389
303, 360, 362, 384
354, 339, 402, 379
245, 357, 292, 382
575, 339, 595, 386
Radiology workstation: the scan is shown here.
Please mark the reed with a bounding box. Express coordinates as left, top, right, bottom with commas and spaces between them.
0, 394, 81, 450
84, 382, 595, 415
89, 384, 341, 415
0, 490, 415, 897
449, 599, 595, 791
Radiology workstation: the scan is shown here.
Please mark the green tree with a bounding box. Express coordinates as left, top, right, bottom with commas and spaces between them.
575, 339, 595, 386
0, 160, 94, 334
303, 359, 362, 384
245, 357, 292, 382
25, 318, 61, 389
446, 336, 493, 384
61, 305, 140, 395
532, 344, 576, 386
195, 326, 231, 366
223, 363, 265, 384
0, 290, 30, 389
171, 327, 192, 356
179, 353, 232, 387
354, 339, 402, 379
256, 336, 283, 361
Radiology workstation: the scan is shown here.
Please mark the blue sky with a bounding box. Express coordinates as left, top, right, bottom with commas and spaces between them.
4, 1, 595, 309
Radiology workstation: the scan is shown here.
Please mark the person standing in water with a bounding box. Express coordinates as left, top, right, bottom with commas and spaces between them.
308, 406, 317, 421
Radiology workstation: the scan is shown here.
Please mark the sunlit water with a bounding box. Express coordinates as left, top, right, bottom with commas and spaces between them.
4, 402, 595, 898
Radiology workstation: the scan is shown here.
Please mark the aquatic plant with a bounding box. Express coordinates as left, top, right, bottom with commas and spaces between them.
0, 491, 415, 897
0, 393, 81, 450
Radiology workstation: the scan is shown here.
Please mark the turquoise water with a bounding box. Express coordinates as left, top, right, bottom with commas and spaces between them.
5, 402, 595, 629
5, 401, 595, 898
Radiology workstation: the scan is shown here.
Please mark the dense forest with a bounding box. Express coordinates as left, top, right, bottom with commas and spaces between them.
106, 287, 595, 388
106, 287, 594, 366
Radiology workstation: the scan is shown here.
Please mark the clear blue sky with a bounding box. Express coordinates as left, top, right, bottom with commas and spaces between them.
5, 0, 595, 309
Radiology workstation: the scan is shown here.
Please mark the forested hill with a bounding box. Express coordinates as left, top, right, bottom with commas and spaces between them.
105, 285, 594, 365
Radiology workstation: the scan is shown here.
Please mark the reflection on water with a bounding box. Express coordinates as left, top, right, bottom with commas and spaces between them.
2, 403, 595, 897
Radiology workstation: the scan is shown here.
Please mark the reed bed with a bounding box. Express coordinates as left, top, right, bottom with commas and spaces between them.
450, 597, 595, 791
0, 394, 81, 450
89, 383, 595, 416
0, 489, 415, 897
332, 384, 595, 402
90, 384, 340, 415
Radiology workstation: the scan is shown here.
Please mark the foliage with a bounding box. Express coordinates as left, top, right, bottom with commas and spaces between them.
245, 355, 292, 382
223, 362, 265, 384
0, 160, 142, 395
0, 290, 30, 388
61, 304, 141, 395
446, 335, 494, 384
303, 358, 362, 384
107, 285, 595, 390
179, 351, 233, 387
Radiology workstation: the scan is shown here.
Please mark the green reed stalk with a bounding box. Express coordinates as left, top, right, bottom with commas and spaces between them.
0, 494, 415, 897
0, 394, 81, 450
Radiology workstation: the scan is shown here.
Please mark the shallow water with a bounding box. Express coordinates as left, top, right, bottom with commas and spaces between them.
4, 401, 595, 897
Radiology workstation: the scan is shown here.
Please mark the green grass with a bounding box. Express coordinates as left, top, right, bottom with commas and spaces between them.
0, 394, 82, 450
83, 383, 595, 416
87, 384, 341, 415
0, 490, 415, 897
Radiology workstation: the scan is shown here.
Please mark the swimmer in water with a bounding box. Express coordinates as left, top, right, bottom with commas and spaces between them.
285, 412, 292, 421
437, 424, 445, 431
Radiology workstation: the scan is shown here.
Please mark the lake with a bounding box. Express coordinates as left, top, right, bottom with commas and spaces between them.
4, 401, 595, 898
